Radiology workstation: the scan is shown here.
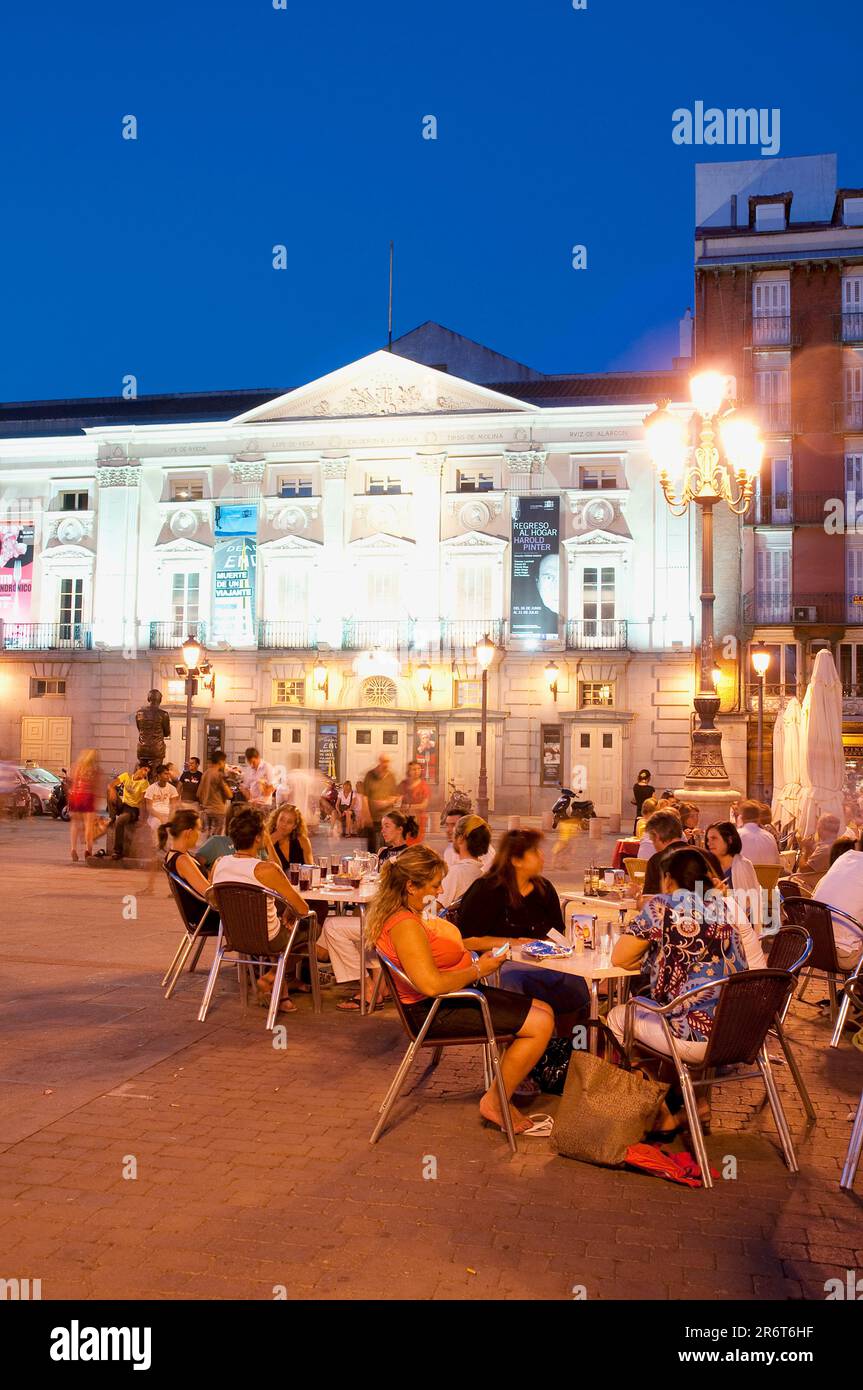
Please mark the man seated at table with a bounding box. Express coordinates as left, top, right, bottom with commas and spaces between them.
640, 810, 687, 895
736, 799, 782, 866
812, 840, 863, 972
798, 813, 842, 893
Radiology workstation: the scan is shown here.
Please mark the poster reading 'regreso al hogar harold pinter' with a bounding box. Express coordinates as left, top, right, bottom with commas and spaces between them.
510, 496, 560, 640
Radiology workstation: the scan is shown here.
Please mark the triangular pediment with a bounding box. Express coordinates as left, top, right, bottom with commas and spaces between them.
347, 531, 415, 554
441, 529, 508, 552
232, 351, 533, 424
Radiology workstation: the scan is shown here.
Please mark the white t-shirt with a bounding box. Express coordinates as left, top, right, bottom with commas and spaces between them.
144, 781, 179, 825
636, 834, 654, 860
813, 850, 863, 957
738, 822, 781, 866
242, 760, 275, 807
439, 857, 484, 909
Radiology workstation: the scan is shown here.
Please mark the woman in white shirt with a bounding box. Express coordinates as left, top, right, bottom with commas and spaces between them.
439, 816, 492, 910
211, 805, 309, 1014
705, 822, 763, 928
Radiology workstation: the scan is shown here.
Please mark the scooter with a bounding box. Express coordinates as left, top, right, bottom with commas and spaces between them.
48, 781, 70, 821
551, 786, 595, 829
439, 779, 472, 827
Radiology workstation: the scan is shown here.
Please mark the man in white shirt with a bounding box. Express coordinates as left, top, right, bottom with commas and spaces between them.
144, 764, 179, 834
241, 746, 275, 811
737, 800, 781, 866
813, 846, 863, 969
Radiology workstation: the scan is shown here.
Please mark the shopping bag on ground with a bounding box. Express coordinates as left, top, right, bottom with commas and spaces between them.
552, 1021, 668, 1167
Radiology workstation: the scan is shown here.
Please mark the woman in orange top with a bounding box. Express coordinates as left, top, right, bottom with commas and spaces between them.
366, 845, 554, 1136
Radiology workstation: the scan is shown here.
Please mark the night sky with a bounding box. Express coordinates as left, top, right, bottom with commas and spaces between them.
2, 0, 859, 400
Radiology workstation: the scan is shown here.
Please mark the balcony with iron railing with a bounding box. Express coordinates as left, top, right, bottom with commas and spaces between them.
566, 619, 628, 650
835, 399, 863, 431
745, 592, 863, 626
258, 621, 317, 650
149, 620, 208, 650
750, 314, 793, 347
755, 400, 792, 433
1, 622, 92, 651
835, 311, 863, 344
745, 680, 802, 713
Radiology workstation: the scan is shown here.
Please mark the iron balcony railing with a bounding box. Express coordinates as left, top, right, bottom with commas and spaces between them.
149, 620, 208, 650
436, 619, 505, 654
835, 400, 863, 431
746, 593, 863, 625
751, 314, 792, 346
258, 621, 317, 650
566, 619, 628, 650
1, 622, 92, 651
341, 618, 415, 651
836, 312, 863, 344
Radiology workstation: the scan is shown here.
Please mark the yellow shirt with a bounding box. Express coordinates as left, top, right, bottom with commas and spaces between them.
117, 772, 149, 808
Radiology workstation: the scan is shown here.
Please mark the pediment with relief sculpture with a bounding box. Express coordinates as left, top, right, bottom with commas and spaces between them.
232, 351, 532, 423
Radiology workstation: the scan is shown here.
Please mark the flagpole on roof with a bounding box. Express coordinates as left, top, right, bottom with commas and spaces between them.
387, 240, 394, 351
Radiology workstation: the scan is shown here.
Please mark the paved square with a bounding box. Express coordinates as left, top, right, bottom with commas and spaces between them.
1, 818, 861, 1302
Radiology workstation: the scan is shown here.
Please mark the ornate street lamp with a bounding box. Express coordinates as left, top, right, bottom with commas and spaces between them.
180, 635, 204, 764
476, 633, 495, 821
544, 660, 559, 703
645, 373, 763, 800
415, 661, 433, 702
313, 661, 330, 700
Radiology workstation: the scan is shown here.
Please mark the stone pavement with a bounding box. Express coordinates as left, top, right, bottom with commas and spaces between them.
1, 816, 861, 1302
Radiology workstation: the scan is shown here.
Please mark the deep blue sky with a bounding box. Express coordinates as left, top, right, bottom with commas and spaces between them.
2, 0, 860, 401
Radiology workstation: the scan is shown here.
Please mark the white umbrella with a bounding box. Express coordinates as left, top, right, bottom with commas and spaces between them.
772, 696, 802, 830
797, 650, 845, 840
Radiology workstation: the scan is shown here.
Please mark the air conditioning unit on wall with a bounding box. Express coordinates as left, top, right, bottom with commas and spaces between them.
793, 606, 818, 622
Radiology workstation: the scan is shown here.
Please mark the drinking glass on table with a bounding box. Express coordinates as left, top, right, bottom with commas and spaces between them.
330, 853, 340, 878
289, 864, 300, 887
348, 857, 363, 891
317, 855, 329, 881
598, 930, 612, 966
299, 864, 312, 893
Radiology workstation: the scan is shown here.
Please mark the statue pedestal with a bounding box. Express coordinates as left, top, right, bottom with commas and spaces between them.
675, 784, 741, 831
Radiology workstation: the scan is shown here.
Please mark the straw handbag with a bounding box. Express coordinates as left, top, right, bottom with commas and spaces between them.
552, 1022, 668, 1167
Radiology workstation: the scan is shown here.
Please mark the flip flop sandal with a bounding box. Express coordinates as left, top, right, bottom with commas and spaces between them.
257, 993, 297, 1013
337, 996, 362, 1011
522, 1113, 555, 1137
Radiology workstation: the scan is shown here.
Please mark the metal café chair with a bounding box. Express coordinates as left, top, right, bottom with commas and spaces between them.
620, 969, 799, 1190
780, 896, 863, 1041
623, 857, 646, 887
161, 868, 220, 999
369, 952, 518, 1154
765, 926, 816, 1122
202, 883, 321, 1032
840, 977, 863, 1191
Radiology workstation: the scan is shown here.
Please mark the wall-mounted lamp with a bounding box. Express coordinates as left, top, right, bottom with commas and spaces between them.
416, 661, 433, 702
711, 667, 722, 691
313, 661, 329, 700
544, 660, 560, 703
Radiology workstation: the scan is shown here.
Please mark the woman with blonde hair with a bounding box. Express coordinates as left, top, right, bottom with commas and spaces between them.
68, 749, 103, 861
266, 803, 313, 870
366, 845, 554, 1136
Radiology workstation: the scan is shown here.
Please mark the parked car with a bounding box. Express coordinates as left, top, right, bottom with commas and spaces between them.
17, 765, 63, 816
0, 763, 32, 819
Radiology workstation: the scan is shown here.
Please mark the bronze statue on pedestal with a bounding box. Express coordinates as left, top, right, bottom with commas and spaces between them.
136, 689, 171, 770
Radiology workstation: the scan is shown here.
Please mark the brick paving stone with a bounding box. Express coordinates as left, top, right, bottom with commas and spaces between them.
2, 819, 862, 1301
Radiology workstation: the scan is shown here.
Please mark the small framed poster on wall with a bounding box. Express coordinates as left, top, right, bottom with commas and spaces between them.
540, 724, 563, 786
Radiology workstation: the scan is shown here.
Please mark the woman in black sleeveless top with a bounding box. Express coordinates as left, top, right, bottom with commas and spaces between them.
159, 809, 219, 931
267, 805, 313, 869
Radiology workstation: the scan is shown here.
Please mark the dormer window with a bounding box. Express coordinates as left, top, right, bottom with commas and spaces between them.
278, 475, 313, 498
580, 463, 623, 490
171, 479, 204, 501
843, 197, 863, 228
754, 201, 787, 232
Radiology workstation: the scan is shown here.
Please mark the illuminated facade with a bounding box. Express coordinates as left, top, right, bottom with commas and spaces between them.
0, 335, 748, 816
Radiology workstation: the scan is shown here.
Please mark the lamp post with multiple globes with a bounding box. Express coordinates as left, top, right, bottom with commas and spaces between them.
645, 372, 764, 816
180, 635, 206, 764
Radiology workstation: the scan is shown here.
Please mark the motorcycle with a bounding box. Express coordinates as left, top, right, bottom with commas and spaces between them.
551, 786, 595, 830
47, 781, 70, 821
439, 779, 472, 828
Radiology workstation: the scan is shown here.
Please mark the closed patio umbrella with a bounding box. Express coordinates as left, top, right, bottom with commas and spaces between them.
772, 696, 802, 830
798, 650, 845, 841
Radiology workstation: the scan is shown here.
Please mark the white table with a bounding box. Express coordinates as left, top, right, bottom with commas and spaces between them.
512, 943, 641, 1052
306, 880, 378, 1015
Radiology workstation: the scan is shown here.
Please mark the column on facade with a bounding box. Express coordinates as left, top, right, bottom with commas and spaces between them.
412, 451, 446, 649
317, 456, 349, 648
92, 460, 142, 651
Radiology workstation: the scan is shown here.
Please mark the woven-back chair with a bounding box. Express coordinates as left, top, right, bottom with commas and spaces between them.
370, 952, 518, 1154
623, 857, 646, 886
201, 883, 320, 1031
780, 896, 862, 1042
161, 868, 220, 999
840, 977, 863, 1190
777, 876, 810, 902
620, 968, 798, 1189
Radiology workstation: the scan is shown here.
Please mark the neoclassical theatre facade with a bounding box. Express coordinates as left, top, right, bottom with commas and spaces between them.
0, 343, 747, 818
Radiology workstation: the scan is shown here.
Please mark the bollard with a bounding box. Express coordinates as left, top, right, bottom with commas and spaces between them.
540, 811, 553, 832
588, 816, 603, 841
508, 815, 522, 831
